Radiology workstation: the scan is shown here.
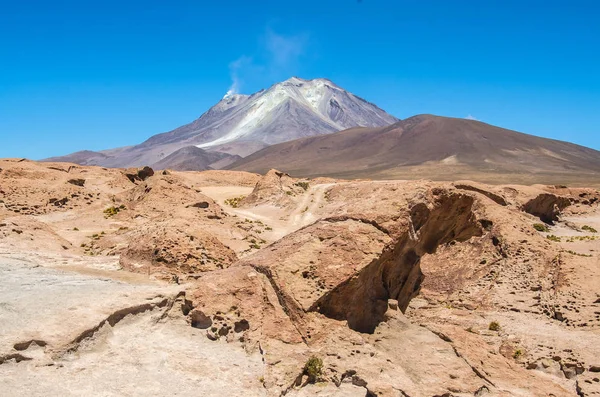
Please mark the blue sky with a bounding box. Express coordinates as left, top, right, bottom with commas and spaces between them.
1, 0, 599, 159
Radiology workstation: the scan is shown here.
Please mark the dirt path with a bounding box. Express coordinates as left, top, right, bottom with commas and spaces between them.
199, 186, 255, 203
288, 183, 333, 230
201, 184, 334, 241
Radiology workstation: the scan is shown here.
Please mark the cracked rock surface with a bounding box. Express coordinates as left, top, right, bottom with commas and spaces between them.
2, 159, 600, 396
0, 256, 266, 396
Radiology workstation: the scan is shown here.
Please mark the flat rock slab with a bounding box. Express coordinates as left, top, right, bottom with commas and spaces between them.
0, 315, 266, 397
0, 256, 176, 352
0, 256, 266, 396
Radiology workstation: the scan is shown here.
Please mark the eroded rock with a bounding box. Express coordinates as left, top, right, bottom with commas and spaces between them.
124, 166, 155, 183
314, 193, 482, 333
523, 193, 570, 224
454, 183, 508, 206
67, 178, 85, 187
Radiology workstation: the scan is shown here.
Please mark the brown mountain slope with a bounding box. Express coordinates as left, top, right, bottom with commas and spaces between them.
43, 149, 113, 166
228, 114, 600, 185
151, 146, 241, 171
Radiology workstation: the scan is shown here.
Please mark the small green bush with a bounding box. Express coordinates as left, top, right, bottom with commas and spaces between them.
304, 356, 323, 382
533, 223, 550, 232
546, 235, 561, 242
295, 181, 309, 191
564, 250, 592, 257
224, 196, 246, 208
582, 225, 598, 233
565, 235, 598, 242
488, 321, 500, 331
103, 206, 124, 217
513, 349, 523, 359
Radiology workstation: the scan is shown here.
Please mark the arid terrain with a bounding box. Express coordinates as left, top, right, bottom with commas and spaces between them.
229, 115, 600, 185
1, 158, 600, 396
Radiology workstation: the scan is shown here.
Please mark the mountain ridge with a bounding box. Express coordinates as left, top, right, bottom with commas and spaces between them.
228, 114, 600, 184
44, 77, 398, 168
151, 146, 241, 171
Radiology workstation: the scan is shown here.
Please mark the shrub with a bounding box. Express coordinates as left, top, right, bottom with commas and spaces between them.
546, 235, 561, 242
566, 235, 598, 242
103, 205, 125, 217
513, 349, 523, 359
582, 225, 598, 233
304, 356, 323, 382
73, 227, 79, 231
533, 223, 550, 232
564, 250, 592, 257
488, 321, 500, 331
224, 196, 246, 208
295, 181, 309, 191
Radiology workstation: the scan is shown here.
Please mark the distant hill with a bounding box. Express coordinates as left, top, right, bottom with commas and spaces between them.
44, 150, 112, 166
152, 146, 241, 171
229, 115, 600, 185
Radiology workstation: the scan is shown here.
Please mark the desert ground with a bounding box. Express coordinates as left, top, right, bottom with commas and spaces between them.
1, 158, 600, 396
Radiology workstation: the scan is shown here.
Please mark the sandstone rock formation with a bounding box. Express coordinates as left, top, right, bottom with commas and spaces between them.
1, 159, 600, 396
242, 169, 310, 208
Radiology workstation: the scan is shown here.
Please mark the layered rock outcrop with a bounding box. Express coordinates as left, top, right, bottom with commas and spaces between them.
2, 161, 599, 396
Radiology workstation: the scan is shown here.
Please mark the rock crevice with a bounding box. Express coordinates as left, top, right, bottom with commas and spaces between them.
311, 193, 482, 333
522, 193, 570, 224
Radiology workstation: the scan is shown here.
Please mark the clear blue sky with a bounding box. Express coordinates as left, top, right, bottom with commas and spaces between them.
1, 0, 599, 159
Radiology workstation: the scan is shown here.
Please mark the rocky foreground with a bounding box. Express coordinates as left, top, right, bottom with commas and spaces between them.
1, 158, 600, 396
